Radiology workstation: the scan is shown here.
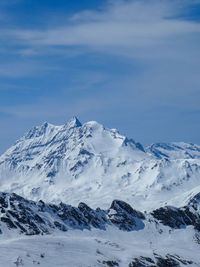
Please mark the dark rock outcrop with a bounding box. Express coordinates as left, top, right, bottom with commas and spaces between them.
108, 200, 145, 231
151, 193, 200, 231
0, 192, 145, 235
129, 254, 193, 267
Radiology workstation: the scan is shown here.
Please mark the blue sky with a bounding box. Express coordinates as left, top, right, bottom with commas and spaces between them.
0, 0, 200, 153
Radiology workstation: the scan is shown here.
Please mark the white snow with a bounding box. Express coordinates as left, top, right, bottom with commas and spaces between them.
0, 224, 200, 266
0, 118, 200, 211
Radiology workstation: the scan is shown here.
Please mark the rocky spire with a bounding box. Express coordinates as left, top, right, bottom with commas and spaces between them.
66, 116, 82, 128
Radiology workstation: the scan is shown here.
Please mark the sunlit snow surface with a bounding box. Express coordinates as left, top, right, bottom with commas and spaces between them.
0, 117, 200, 211
0, 226, 200, 266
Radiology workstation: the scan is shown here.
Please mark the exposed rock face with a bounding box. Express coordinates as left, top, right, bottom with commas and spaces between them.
0, 192, 145, 235
1, 190, 200, 236
78, 202, 108, 230
151, 193, 200, 231
128, 254, 194, 267
108, 200, 145, 231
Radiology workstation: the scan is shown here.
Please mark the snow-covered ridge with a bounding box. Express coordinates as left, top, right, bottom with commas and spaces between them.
147, 142, 200, 159
0, 117, 200, 212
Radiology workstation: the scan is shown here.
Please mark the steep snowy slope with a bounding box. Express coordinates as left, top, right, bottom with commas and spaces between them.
0, 117, 200, 211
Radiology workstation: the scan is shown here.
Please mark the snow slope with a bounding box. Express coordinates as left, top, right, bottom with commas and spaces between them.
1, 227, 200, 267
0, 117, 200, 211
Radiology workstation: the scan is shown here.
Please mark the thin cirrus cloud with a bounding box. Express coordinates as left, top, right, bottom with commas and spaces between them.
8, 0, 200, 50
1, 0, 199, 103
1, 0, 199, 111
0, 0, 200, 153
0, 60, 59, 78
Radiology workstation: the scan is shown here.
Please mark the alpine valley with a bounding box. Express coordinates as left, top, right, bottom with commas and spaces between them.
1, 117, 200, 266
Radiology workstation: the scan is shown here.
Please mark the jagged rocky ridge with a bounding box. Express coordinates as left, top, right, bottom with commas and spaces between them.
151, 192, 200, 231
0, 192, 145, 235
1, 191, 200, 235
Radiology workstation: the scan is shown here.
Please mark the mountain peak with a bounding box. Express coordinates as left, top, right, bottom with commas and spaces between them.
1, 118, 200, 212
23, 121, 53, 139
66, 116, 82, 128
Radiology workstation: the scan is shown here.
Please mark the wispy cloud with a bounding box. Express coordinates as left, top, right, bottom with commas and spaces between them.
0, 0, 200, 152
6, 0, 200, 50
0, 61, 58, 78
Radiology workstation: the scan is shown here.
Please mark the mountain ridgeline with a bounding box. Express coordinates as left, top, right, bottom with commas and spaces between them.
0, 117, 200, 211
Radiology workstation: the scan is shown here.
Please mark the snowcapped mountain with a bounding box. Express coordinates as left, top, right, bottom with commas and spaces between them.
0, 117, 200, 212
1, 117, 200, 266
